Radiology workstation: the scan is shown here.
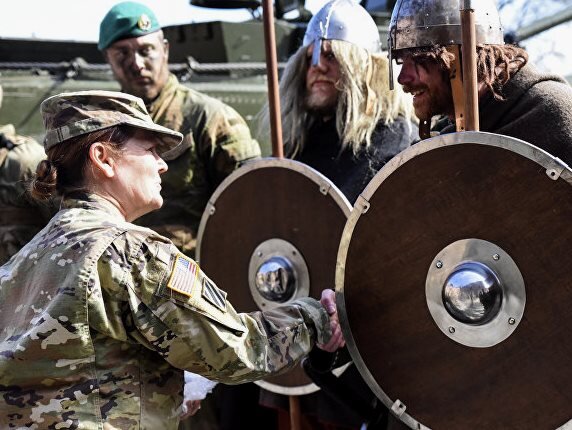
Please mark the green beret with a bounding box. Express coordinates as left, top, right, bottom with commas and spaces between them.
98, 1, 161, 51
41, 90, 182, 153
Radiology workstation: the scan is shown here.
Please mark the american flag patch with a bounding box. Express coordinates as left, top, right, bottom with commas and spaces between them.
201, 276, 227, 312
166, 253, 200, 297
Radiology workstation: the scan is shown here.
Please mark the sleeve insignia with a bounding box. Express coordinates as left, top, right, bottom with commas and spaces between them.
201, 275, 227, 312
166, 253, 200, 297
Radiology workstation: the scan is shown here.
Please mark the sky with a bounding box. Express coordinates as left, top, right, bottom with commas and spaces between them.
0, 0, 570, 77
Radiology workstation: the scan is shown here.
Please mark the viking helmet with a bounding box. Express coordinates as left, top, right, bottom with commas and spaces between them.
303, 0, 381, 66
388, 0, 503, 53
387, 0, 504, 87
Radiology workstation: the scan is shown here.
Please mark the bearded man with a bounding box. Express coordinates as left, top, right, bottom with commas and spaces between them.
261, 0, 417, 204
390, 0, 572, 164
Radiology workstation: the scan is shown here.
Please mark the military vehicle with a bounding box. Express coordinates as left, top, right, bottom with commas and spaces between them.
0, 0, 569, 150
0, 0, 395, 155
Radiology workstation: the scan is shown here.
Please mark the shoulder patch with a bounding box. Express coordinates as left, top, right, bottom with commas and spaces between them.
162, 252, 242, 333
201, 275, 227, 312
166, 253, 200, 297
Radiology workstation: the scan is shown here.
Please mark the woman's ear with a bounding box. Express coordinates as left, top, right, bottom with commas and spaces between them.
88, 142, 116, 178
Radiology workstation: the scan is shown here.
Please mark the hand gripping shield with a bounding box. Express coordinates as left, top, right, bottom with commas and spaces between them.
197, 158, 351, 395
337, 132, 572, 429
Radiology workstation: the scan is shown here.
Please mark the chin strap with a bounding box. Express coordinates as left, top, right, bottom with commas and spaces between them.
419, 45, 468, 140
447, 45, 466, 132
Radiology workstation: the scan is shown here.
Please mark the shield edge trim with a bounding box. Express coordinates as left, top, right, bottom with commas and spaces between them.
335, 131, 572, 428
255, 362, 352, 396
255, 378, 319, 396
359, 131, 572, 204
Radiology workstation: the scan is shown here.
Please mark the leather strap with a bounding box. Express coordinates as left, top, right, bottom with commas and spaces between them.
447, 45, 466, 132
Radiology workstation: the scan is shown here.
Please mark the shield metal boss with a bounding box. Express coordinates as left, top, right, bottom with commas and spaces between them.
197, 158, 351, 395
337, 132, 572, 429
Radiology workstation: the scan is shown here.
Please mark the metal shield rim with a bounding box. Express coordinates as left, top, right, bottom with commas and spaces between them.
359, 131, 572, 203
255, 362, 352, 396
197, 157, 352, 396
335, 131, 572, 428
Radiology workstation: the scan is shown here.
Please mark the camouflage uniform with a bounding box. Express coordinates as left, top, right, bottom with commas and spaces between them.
0, 193, 330, 429
0, 124, 53, 264
135, 74, 261, 257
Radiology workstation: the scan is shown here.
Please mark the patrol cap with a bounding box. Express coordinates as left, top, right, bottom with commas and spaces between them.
41, 90, 183, 153
98, 1, 161, 51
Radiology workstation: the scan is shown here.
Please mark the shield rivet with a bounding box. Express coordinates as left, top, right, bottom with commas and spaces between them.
448, 326, 455, 333
493, 254, 500, 261
436, 260, 443, 269
508, 317, 516, 325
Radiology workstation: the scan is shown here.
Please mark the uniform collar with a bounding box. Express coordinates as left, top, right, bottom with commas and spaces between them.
62, 193, 126, 221
146, 73, 179, 117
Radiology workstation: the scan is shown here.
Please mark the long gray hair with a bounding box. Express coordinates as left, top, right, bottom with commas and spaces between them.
257, 39, 414, 157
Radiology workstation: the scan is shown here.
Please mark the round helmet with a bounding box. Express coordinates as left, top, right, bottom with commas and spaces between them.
303, 0, 381, 66
388, 0, 504, 55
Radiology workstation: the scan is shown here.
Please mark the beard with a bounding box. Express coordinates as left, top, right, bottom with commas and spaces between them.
303, 90, 338, 116
405, 72, 455, 121
423, 91, 453, 121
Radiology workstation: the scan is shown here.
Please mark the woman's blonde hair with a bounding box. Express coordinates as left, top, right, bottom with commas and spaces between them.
258, 39, 414, 157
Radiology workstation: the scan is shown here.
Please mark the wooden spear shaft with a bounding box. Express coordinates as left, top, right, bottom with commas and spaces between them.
262, 0, 284, 158
261, 1, 299, 428
460, 0, 480, 131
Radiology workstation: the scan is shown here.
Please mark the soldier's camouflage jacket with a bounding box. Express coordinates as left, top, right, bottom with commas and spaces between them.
135, 75, 261, 257
0, 194, 330, 429
0, 124, 54, 265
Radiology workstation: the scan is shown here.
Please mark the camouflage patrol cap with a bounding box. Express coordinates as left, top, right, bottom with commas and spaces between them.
98, 1, 161, 51
41, 90, 183, 152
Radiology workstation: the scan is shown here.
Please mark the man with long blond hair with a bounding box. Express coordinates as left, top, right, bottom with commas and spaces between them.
259, 0, 417, 204
257, 1, 416, 428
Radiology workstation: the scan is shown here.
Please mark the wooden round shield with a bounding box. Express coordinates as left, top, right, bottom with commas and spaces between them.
337, 132, 572, 429
197, 158, 351, 395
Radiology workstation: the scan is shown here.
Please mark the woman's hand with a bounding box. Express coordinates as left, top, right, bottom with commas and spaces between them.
317, 289, 346, 352
180, 399, 201, 420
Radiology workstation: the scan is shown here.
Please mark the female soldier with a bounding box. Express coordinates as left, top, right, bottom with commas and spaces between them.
0, 90, 343, 429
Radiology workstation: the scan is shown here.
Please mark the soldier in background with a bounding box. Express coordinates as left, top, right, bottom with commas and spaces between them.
256, 1, 416, 428
98, 1, 261, 258
0, 84, 55, 264
391, 0, 572, 162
